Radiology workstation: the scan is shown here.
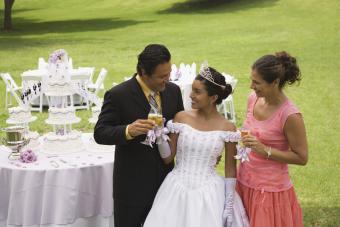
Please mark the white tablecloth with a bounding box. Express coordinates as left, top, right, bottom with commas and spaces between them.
21, 68, 92, 107
21, 69, 91, 81
0, 133, 114, 227
0, 216, 114, 227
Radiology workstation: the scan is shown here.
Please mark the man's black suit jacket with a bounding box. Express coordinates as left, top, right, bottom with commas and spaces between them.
94, 76, 184, 207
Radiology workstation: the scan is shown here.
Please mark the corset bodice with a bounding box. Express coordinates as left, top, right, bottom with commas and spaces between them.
167, 121, 240, 189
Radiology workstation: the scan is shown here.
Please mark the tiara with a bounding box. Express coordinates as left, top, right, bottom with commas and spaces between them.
199, 61, 226, 89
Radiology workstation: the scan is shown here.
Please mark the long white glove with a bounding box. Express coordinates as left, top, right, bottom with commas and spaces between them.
223, 178, 236, 227
156, 139, 172, 158
155, 125, 172, 158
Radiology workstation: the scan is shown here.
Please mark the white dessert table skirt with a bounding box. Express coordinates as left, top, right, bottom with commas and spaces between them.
0, 133, 114, 227
29, 94, 84, 107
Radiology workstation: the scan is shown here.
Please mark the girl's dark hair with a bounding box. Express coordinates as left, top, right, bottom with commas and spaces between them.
195, 67, 232, 105
136, 44, 171, 76
252, 51, 301, 89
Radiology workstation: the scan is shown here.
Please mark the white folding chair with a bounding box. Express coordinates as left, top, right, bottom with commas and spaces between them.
38, 57, 48, 70
88, 68, 107, 105
222, 72, 238, 90
78, 67, 95, 84
218, 95, 236, 123
169, 62, 197, 110
84, 67, 103, 90
68, 57, 73, 70
191, 62, 197, 78
170, 64, 178, 81
1, 73, 23, 108
20, 73, 44, 112
217, 73, 238, 123
185, 64, 191, 76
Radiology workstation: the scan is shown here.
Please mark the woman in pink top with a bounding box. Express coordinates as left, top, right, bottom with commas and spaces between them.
237, 51, 308, 227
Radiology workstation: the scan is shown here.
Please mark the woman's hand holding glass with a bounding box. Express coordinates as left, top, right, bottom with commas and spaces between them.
241, 132, 267, 156
239, 128, 250, 147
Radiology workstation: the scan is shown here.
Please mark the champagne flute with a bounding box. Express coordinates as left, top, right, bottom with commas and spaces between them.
241, 128, 250, 138
240, 127, 250, 147
148, 112, 163, 128
141, 106, 163, 145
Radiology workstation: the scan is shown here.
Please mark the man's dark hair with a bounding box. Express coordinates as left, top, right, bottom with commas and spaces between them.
136, 44, 171, 77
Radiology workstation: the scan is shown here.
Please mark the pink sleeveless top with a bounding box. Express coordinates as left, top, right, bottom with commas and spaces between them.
237, 92, 301, 192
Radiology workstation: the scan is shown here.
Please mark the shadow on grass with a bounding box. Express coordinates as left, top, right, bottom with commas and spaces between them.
303, 206, 340, 226
158, 0, 278, 14
0, 37, 88, 53
0, 17, 154, 35
0, 8, 40, 15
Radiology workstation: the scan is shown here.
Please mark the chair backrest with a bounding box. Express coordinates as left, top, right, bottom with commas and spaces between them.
222, 72, 238, 90
185, 64, 191, 75
94, 68, 107, 95
78, 67, 95, 83
38, 57, 47, 70
68, 57, 73, 69
1, 72, 20, 90
170, 64, 177, 80
170, 62, 197, 83
179, 63, 186, 76
191, 62, 196, 77
0, 73, 23, 105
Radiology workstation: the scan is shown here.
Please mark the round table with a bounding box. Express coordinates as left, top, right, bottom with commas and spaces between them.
0, 133, 114, 227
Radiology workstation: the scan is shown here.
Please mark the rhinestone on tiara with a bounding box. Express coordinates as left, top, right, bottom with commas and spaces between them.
199, 61, 226, 89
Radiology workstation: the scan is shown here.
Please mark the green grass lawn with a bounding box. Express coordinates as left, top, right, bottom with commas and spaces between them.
1, 0, 339, 226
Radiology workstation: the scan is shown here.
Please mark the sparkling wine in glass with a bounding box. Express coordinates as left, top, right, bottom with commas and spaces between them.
140, 106, 163, 146
148, 112, 163, 127
241, 128, 250, 138
240, 127, 250, 148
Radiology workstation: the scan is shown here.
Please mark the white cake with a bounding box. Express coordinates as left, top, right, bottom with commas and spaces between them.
6, 107, 37, 124
42, 130, 83, 154
41, 49, 85, 154
45, 53, 74, 96
45, 81, 74, 96
45, 107, 81, 125
88, 106, 101, 124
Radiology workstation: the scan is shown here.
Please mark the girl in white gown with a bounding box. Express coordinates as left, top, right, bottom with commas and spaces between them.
144, 65, 249, 227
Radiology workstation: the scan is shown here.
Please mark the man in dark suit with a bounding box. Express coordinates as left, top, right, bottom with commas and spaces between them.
94, 44, 184, 227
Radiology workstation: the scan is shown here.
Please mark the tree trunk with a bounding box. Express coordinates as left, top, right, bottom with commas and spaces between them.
3, 0, 15, 31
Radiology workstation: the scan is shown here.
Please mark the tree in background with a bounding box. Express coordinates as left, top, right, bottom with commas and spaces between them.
3, 0, 15, 31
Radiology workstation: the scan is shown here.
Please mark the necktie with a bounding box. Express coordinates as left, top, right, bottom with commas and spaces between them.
149, 92, 160, 113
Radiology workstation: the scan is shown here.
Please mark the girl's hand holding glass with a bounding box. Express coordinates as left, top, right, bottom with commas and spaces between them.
239, 127, 250, 147
241, 134, 267, 156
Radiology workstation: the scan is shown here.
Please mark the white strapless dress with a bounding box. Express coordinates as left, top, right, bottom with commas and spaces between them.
144, 121, 249, 227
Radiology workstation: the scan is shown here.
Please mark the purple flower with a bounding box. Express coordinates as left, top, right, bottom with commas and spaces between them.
19, 149, 38, 163
48, 49, 68, 64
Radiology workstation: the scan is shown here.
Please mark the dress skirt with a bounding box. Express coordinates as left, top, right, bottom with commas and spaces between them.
144, 172, 249, 227
236, 182, 303, 227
